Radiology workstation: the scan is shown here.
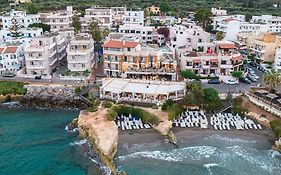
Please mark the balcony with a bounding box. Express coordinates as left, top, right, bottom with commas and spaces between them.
220, 64, 233, 69
27, 65, 45, 69
210, 64, 218, 68
202, 65, 210, 69
49, 58, 58, 66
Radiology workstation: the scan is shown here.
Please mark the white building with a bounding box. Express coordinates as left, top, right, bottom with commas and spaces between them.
168, 24, 210, 50
41, 6, 74, 32
24, 33, 67, 75
211, 7, 227, 16
111, 6, 126, 26
67, 33, 95, 73
0, 9, 40, 30
274, 46, 281, 71
0, 27, 43, 44
83, 6, 112, 29
0, 45, 24, 74
123, 10, 144, 26
117, 24, 165, 46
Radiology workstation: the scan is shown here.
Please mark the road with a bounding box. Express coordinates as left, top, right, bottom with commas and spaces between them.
204, 64, 281, 93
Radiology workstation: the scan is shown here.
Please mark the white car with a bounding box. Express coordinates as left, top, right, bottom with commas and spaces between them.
225, 79, 238, 85
251, 74, 259, 80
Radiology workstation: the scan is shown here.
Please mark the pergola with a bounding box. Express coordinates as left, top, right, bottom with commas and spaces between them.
100, 78, 186, 104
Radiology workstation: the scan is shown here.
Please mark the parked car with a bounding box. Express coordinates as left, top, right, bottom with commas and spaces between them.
257, 65, 266, 72
239, 77, 251, 84
225, 79, 238, 85
35, 75, 42, 80
251, 73, 260, 80
208, 79, 221, 84
192, 79, 201, 84
2, 72, 16, 77
247, 74, 257, 82
249, 61, 258, 67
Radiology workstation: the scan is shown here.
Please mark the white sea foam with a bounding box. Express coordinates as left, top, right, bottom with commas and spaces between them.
70, 139, 87, 146
117, 145, 217, 162
209, 134, 257, 144
204, 163, 219, 168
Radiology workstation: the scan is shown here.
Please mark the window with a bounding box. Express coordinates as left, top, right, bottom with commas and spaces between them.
127, 48, 131, 51
180, 32, 183, 34
124, 56, 128, 62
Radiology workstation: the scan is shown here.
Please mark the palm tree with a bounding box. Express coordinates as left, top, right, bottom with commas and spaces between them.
263, 69, 281, 92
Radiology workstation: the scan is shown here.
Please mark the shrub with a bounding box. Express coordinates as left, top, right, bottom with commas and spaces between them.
0, 81, 27, 95
107, 105, 160, 125
103, 100, 113, 108
270, 120, 281, 138
74, 87, 81, 95
162, 99, 174, 111
168, 103, 184, 120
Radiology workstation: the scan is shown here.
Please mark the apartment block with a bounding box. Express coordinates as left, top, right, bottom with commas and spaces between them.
274, 46, 281, 71
24, 33, 67, 75
67, 33, 95, 73
123, 10, 144, 26
118, 24, 165, 46
111, 7, 126, 26
0, 45, 24, 74
83, 6, 112, 29
102, 40, 177, 81
249, 33, 281, 62
179, 41, 243, 76
40, 6, 74, 32
146, 5, 161, 15
0, 9, 40, 30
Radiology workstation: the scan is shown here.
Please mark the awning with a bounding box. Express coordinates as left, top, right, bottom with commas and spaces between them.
266, 93, 278, 99
256, 90, 268, 94
219, 44, 236, 49
231, 55, 243, 62
193, 59, 201, 63
210, 59, 218, 63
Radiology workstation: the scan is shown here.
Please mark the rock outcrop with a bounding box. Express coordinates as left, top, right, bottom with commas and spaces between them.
20, 85, 90, 109
142, 108, 177, 143
273, 137, 281, 152
77, 109, 118, 175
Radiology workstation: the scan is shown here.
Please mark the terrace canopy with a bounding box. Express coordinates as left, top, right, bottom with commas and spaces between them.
100, 78, 186, 103
266, 93, 278, 100
256, 90, 268, 94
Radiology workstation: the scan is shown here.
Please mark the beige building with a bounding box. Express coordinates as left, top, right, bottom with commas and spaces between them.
248, 33, 281, 62
24, 33, 67, 75
67, 33, 95, 73
40, 6, 74, 32
102, 39, 177, 81
179, 42, 243, 76
146, 5, 161, 15
82, 6, 112, 30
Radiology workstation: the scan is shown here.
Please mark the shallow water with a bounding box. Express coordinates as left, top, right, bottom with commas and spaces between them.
116, 131, 281, 175
0, 108, 92, 175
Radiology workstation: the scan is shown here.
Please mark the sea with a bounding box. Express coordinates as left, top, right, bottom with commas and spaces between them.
0, 108, 281, 175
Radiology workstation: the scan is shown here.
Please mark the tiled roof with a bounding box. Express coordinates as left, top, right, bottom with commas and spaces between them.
222, 18, 237, 22
187, 51, 198, 57
3, 46, 18, 53
219, 44, 236, 49
210, 58, 218, 62
0, 47, 4, 54
231, 55, 243, 61
102, 40, 139, 48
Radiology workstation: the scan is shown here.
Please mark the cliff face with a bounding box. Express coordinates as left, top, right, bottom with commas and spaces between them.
77, 109, 118, 175
273, 137, 281, 152
20, 85, 90, 109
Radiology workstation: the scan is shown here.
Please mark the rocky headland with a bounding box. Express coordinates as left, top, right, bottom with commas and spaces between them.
20, 84, 90, 109
77, 109, 119, 175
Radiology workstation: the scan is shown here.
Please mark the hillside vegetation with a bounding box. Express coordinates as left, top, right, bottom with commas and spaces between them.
1, 0, 281, 16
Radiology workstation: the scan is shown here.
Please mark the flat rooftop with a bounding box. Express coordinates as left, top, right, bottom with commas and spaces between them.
101, 78, 185, 95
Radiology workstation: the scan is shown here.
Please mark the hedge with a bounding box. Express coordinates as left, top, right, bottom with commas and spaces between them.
107, 105, 160, 125
0, 81, 27, 95
270, 120, 281, 138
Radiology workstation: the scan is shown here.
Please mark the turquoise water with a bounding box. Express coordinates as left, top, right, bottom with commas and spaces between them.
1, 108, 281, 175
0, 108, 89, 175
116, 132, 281, 175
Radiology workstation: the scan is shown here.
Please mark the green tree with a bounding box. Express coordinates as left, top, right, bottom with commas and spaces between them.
194, 8, 213, 31
160, 1, 171, 13
263, 69, 281, 92
233, 97, 248, 116
88, 20, 102, 42
9, 18, 22, 38
26, 3, 39, 14
203, 88, 222, 112
216, 31, 224, 41
245, 13, 252, 22
231, 71, 243, 79
248, 0, 254, 8
185, 82, 205, 107
28, 23, 50, 32
72, 15, 81, 35
180, 70, 197, 79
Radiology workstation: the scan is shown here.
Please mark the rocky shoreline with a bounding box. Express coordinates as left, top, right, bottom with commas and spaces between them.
20, 84, 90, 109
